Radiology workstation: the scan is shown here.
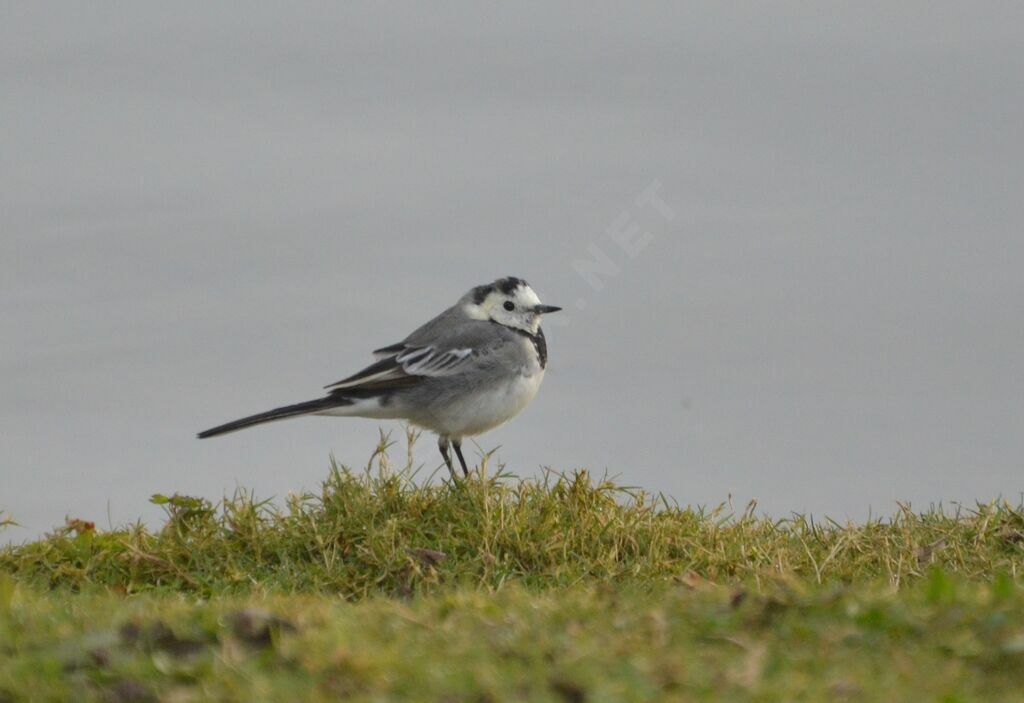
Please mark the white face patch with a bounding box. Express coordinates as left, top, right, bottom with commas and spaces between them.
480, 284, 544, 334
459, 278, 557, 334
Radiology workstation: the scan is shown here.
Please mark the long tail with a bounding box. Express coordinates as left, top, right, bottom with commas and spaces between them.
197, 396, 352, 438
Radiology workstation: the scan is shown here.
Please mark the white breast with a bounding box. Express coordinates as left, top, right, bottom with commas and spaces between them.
448, 367, 543, 437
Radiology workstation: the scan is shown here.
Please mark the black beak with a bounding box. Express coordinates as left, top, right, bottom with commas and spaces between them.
533, 304, 562, 314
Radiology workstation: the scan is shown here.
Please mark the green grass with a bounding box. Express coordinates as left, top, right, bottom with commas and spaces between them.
3, 435, 1024, 701
4, 576, 1024, 702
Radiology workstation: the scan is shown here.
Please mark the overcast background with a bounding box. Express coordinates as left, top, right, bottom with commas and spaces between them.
3, 3, 1023, 539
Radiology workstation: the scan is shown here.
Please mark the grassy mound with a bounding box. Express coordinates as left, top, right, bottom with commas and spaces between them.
4, 454, 1023, 597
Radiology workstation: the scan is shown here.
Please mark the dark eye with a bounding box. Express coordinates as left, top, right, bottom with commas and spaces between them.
503, 301, 515, 311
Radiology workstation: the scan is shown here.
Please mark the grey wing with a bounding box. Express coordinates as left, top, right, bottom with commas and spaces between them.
324, 317, 507, 393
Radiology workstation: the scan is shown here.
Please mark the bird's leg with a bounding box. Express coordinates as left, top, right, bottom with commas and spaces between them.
438, 436, 458, 481
452, 440, 470, 478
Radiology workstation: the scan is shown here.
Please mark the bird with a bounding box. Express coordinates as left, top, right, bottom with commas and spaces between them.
197, 277, 561, 479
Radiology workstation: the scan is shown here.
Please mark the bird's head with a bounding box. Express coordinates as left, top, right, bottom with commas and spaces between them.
461, 277, 561, 334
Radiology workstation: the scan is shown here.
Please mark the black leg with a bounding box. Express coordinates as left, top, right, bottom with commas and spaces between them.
438, 436, 458, 481
452, 440, 469, 478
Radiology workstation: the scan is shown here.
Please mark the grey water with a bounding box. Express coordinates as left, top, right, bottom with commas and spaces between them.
3, 3, 1023, 540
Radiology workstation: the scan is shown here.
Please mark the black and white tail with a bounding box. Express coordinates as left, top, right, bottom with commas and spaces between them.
196, 396, 353, 439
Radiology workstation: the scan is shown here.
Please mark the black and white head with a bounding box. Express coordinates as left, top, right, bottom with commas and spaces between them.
461, 277, 562, 334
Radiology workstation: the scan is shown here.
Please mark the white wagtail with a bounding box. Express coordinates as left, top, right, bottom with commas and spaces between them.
198, 277, 561, 479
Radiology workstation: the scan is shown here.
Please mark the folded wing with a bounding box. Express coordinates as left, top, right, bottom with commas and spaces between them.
324, 344, 475, 393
